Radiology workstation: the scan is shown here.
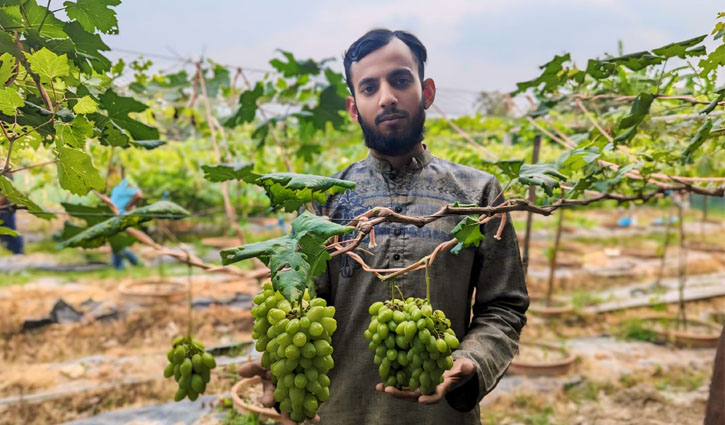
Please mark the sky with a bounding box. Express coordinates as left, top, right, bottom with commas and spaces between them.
104, 1, 724, 114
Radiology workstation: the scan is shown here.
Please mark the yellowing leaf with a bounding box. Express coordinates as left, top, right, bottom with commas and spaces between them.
0, 86, 23, 114
26, 47, 70, 82
73, 95, 97, 114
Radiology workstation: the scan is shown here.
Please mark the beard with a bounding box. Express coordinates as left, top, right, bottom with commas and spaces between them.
357, 97, 426, 156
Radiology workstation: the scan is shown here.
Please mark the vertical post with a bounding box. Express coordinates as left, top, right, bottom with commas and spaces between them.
545, 208, 564, 307
522, 135, 541, 275
677, 202, 687, 330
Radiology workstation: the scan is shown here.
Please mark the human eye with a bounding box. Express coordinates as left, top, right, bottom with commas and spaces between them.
361, 85, 376, 95
394, 77, 411, 87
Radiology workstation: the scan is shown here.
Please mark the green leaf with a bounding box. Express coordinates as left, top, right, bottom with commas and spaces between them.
18, 0, 67, 39
618, 92, 655, 129
96, 89, 159, 140
608, 51, 663, 71
518, 163, 567, 196
450, 215, 485, 255
56, 146, 105, 195
255, 173, 356, 212
25, 47, 70, 82
0, 224, 18, 237
63, 0, 120, 34
682, 119, 713, 164
291, 211, 355, 243
0, 53, 16, 86
201, 162, 258, 183
54, 115, 93, 148
57, 201, 189, 249
204, 63, 230, 98
699, 92, 725, 115
699, 44, 725, 77
59, 203, 134, 252
651, 35, 707, 59
306, 84, 346, 130
224, 82, 263, 128
269, 251, 310, 302
101, 123, 129, 147
73, 95, 97, 114
591, 164, 636, 193
130, 139, 166, 150
614, 126, 638, 144
220, 235, 297, 266
269, 50, 320, 77
488, 159, 524, 180
513, 53, 571, 94
586, 59, 616, 79
0, 174, 49, 219
0, 86, 24, 114
63, 21, 112, 73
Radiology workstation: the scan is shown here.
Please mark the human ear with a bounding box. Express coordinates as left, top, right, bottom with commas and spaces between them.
422, 78, 436, 109
346, 96, 358, 120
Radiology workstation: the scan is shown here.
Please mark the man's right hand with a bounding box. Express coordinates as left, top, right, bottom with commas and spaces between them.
237, 361, 320, 425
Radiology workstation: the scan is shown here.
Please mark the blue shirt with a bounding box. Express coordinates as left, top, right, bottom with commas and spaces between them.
110, 178, 139, 214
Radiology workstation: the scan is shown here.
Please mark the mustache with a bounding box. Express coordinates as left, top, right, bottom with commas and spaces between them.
375, 109, 409, 125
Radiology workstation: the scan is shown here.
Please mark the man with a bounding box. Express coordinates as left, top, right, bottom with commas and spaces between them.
109, 166, 143, 270
240, 29, 529, 424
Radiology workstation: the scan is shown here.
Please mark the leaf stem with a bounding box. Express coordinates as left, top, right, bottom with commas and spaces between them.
424, 257, 430, 304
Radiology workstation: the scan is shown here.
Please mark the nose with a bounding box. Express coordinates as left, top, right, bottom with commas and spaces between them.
378, 82, 398, 109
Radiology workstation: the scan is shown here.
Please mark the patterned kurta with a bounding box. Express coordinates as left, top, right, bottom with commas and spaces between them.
313, 147, 529, 425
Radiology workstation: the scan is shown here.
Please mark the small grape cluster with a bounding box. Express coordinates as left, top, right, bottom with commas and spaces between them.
251, 283, 336, 423
164, 335, 216, 401
364, 298, 459, 395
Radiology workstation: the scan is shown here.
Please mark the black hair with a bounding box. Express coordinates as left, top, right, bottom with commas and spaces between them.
343, 29, 427, 96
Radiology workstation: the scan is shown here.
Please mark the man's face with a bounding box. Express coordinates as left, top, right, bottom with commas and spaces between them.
346, 38, 435, 156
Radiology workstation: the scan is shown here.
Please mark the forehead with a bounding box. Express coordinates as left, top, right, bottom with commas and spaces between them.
349, 37, 419, 85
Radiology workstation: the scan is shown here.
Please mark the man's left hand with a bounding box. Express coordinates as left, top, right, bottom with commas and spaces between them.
375, 357, 476, 404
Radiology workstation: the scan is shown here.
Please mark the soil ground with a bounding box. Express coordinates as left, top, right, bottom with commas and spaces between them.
0, 206, 722, 425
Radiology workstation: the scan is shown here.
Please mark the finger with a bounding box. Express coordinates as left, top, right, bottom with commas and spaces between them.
418, 384, 447, 404
259, 378, 276, 407
280, 412, 297, 425
383, 385, 421, 401
308, 415, 321, 423
237, 361, 267, 378
375, 383, 385, 392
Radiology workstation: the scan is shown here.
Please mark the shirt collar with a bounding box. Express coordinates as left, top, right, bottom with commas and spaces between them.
364, 145, 434, 175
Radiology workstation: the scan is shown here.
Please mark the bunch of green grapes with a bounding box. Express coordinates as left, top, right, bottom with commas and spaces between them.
163, 335, 217, 401
251, 283, 336, 423
363, 298, 459, 395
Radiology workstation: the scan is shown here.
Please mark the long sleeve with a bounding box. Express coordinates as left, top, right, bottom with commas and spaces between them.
446, 177, 529, 411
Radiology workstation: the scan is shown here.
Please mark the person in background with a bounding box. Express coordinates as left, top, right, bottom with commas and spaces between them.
0, 174, 25, 255
109, 166, 143, 270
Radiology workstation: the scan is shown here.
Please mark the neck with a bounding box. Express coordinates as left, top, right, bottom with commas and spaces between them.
370, 143, 425, 171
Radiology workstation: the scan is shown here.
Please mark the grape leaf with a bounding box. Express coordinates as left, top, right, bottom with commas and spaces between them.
56, 146, 105, 195
96, 88, 159, 140
220, 236, 297, 266
699, 44, 725, 77
57, 201, 189, 249
608, 51, 663, 71
17, 0, 67, 39
73, 95, 97, 114
63, 0, 120, 34
451, 215, 485, 255
513, 53, 571, 94
487, 159, 524, 180
25, 47, 70, 82
223, 81, 263, 128
0, 175, 50, 219
699, 91, 725, 115
0, 86, 23, 114
682, 119, 713, 164
54, 116, 93, 148
618, 92, 655, 130
518, 163, 567, 196
306, 84, 346, 130
651, 35, 707, 59
270, 50, 320, 77
201, 162, 258, 183
255, 173, 356, 212
63, 21, 112, 73
130, 139, 166, 150
0, 224, 18, 237
0, 53, 16, 86
60, 202, 134, 252
586, 59, 616, 79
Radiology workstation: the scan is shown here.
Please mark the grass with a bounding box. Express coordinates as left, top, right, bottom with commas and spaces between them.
613, 317, 660, 343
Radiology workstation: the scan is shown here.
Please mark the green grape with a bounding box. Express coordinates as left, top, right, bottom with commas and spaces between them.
174, 387, 187, 402
163, 363, 174, 378
180, 358, 192, 376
